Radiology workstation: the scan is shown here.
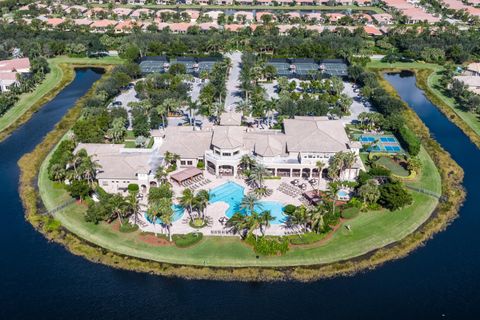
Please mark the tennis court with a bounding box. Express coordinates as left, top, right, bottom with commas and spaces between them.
358, 134, 403, 153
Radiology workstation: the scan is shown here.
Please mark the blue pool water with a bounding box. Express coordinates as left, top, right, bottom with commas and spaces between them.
337, 190, 349, 197
145, 204, 185, 224
209, 181, 286, 224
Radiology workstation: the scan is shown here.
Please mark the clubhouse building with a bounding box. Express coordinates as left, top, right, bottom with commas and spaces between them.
77, 116, 363, 195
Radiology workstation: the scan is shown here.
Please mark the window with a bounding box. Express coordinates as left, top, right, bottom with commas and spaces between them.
233, 150, 240, 155
187, 161, 193, 165
180, 160, 186, 165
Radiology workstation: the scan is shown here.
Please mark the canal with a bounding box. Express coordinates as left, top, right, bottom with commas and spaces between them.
0, 69, 478, 319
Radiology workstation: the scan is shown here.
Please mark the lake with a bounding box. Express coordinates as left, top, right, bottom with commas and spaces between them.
0, 69, 478, 319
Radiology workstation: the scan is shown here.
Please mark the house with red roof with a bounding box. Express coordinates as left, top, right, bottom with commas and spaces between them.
90, 20, 117, 33
0, 58, 31, 92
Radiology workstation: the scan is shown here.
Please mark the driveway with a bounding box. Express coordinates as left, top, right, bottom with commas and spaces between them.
341, 82, 374, 124
224, 51, 243, 111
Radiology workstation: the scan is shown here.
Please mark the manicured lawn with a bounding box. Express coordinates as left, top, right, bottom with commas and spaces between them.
0, 56, 123, 135
428, 71, 480, 137
38, 143, 440, 267
124, 140, 136, 148
375, 156, 410, 176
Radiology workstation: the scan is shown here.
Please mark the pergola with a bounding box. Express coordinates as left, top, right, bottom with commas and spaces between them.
303, 190, 322, 205
170, 167, 203, 185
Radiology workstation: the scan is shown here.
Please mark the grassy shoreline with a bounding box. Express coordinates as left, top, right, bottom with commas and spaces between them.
0, 56, 123, 142
367, 61, 480, 149
20, 65, 464, 281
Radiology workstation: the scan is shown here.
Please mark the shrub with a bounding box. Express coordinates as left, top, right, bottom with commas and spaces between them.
341, 207, 360, 219
246, 235, 289, 256
127, 183, 139, 193
283, 204, 296, 215
172, 232, 203, 247
196, 160, 205, 169
189, 218, 207, 229
397, 126, 421, 156
379, 180, 413, 211
119, 223, 139, 233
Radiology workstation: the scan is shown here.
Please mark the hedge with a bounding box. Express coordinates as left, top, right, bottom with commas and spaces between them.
397, 126, 421, 156
172, 232, 203, 248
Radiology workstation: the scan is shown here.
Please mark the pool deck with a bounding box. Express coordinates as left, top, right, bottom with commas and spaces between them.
132, 173, 324, 236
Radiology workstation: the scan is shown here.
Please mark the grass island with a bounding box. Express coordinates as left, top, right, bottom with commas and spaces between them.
15, 53, 464, 281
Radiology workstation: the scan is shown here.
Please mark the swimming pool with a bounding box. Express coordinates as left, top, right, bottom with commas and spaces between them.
144, 204, 185, 224
209, 181, 287, 225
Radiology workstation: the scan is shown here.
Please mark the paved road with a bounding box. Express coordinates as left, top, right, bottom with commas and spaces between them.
110, 87, 139, 129
224, 51, 243, 111
341, 82, 373, 124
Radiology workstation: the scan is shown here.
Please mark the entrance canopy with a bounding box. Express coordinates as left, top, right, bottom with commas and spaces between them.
170, 167, 203, 184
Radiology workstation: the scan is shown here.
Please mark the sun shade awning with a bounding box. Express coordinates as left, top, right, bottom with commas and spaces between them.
170, 167, 203, 183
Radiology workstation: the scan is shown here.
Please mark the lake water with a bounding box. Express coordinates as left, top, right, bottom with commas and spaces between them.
0, 69, 479, 319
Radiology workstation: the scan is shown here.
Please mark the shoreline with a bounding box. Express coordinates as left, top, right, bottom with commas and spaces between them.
0, 56, 123, 142
18, 67, 464, 281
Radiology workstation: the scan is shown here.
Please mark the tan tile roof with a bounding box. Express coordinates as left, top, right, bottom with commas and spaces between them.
283, 117, 349, 153
212, 126, 245, 149
158, 127, 212, 159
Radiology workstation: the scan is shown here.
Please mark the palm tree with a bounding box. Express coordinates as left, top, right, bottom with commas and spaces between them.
251, 163, 269, 188
285, 205, 309, 232
178, 188, 196, 220
315, 160, 325, 191
154, 165, 168, 184
110, 194, 128, 226
126, 190, 140, 226
108, 117, 126, 143
326, 182, 340, 216
187, 100, 199, 126
259, 210, 274, 236
358, 179, 380, 207
309, 206, 327, 234
226, 212, 249, 239
78, 154, 102, 187
147, 201, 161, 236
158, 198, 174, 241
156, 103, 167, 129
240, 193, 260, 214
246, 211, 262, 241
194, 189, 210, 220
240, 154, 255, 171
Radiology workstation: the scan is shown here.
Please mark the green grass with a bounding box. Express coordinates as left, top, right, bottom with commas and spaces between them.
375, 156, 409, 176
428, 71, 480, 137
0, 56, 123, 135
367, 60, 442, 71
38, 140, 440, 267
124, 140, 136, 148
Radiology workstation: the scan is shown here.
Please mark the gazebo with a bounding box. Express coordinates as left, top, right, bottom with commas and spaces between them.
170, 167, 203, 185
